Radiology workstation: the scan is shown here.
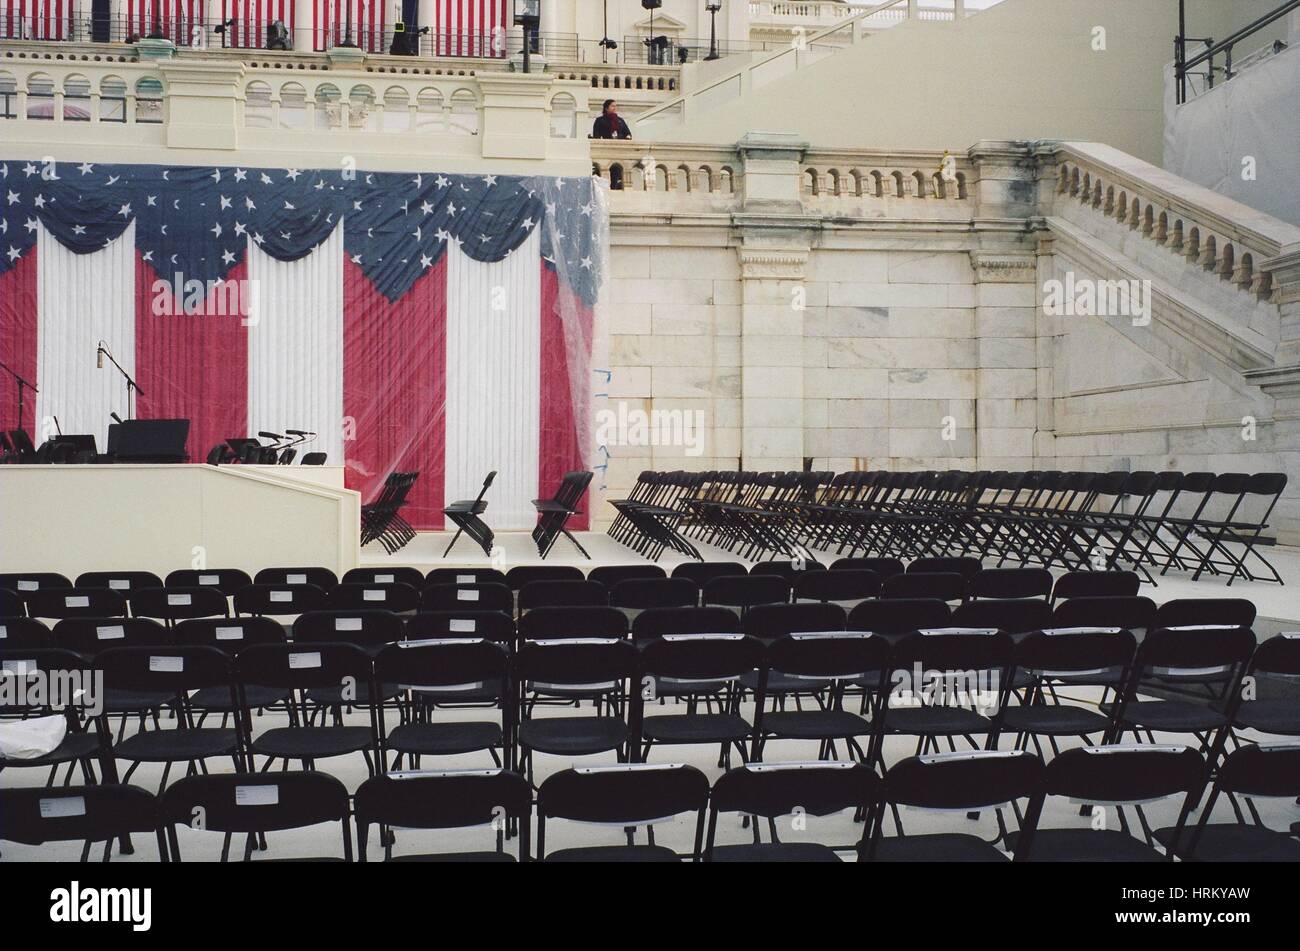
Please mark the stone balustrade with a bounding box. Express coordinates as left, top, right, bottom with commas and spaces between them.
1047, 141, 1300, 307
0, 55, 592, 172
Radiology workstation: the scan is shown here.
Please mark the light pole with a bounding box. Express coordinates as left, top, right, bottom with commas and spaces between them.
515, 0, 541, 73
705, 2, 721, 61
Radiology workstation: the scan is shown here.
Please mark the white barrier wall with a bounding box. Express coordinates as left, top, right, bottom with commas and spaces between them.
0, 464, 360, 577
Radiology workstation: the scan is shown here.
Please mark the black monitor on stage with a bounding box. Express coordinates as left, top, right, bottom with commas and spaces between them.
114, 419, 191, 463
55, 435, 97, 454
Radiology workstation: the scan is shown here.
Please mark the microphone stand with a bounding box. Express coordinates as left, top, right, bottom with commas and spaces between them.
97, 343, 144, 420
0, 358, 37, 431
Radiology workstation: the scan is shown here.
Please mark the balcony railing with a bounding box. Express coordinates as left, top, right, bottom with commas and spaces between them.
0, 57, 593, 168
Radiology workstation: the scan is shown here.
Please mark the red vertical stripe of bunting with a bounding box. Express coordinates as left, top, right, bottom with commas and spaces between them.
343, 257, 447, 531
539, 263, 592, 531
0, 251, 38, 434
133, 255, 250, 464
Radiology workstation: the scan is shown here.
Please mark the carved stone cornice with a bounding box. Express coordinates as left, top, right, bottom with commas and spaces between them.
738, 247, 809, 281
970, 250, 1037, 284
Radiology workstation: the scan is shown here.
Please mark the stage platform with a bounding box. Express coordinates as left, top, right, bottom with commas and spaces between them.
363, 531, 1300, 629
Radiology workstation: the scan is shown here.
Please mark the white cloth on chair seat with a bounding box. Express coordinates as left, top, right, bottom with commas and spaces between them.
0, 715, 68, 760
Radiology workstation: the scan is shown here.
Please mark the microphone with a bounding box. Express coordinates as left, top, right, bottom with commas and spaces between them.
53, 415, 62, 436
110, 412, 123, 425
96, 342, 104, 369
258, 431, 284, 441
286, 429, 316, 437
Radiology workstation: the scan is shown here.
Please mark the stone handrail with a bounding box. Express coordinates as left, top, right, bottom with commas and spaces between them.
1047, 140, 1300, 304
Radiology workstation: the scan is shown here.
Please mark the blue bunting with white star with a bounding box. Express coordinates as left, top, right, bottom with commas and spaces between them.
0, 159, 603, 305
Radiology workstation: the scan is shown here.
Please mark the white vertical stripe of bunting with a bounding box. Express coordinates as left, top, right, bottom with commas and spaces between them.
444, 230, 540, 530
35, 222, 136, 448
246, 226, 346, 465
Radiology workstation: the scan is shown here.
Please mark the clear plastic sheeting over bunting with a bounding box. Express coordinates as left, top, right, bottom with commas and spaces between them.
0, 158, 608, 531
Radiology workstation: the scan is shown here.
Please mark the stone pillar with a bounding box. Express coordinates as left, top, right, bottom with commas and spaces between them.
737, 243, 809, 471
156, 61, 244, 150
476, 73, 580, 162
734, 132, 810, 471
970, 249, 1040, 471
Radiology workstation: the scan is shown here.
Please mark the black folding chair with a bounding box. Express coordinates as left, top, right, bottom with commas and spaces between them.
426, 567, 508, 588
513, 638, 638, 786
793, 569, 881, 607
505, 565, 584, 590
355, 769, 531, 861
705, 761, 880, 862
375, 639, 512, 771
970, 568, 1052, 601
254, 567, 338, 591
160, 771, 352, 861
1051, 595, 1156, 632
0, 647, 103, 788
517, 606, 628, 641
361, 471, 420, 554
0, 572, 72, 597
610, 577, 700, 612
1227, 632, 1300, 743
993, 627, 1137, 757
876, 628, 1014, 766
1050, 570, 1139, 603
532, 470, 593, 559
631, 606, 742, 644
1015, 744, 1203, 861
292, 610, 405, 655
443, 470, 497, 557
95, 645, 245, 793
406, 610, 517, 647
671, 561, 748, 587
1105, 624, 1257, 760
518, 579, 608, 612
164, 568, 253, 598
75, 571, 164, 593
702, 575, 792, 617
343, 567, 426, 589
882, 572, 966, 603
326, 582, 421, 613
130, 586, 231, 625
0, 784, 162, 862
868, 750, 1044, 862
537, 763, 710, 861
421, 582, 514, 614
0, 588, 26, 617
232, 583, 329, 618
174, 617, 289, 721
634, 633, 764, 768
234, 642, 380, 775
951, 598, 1055, 634
25, 587, 127, 621
847, 598, 952, 637
1155, 742, 1300, 861
832, 557, 904, 579
0, 616, 49, 648
51, 616, 173, 657
588, 565, 666, 588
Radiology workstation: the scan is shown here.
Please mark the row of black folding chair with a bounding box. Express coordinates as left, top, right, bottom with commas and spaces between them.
11, 741, 1298, 861
625, 467, 1285, 587
606, 470, 708, 562
360, 471, 420, 554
